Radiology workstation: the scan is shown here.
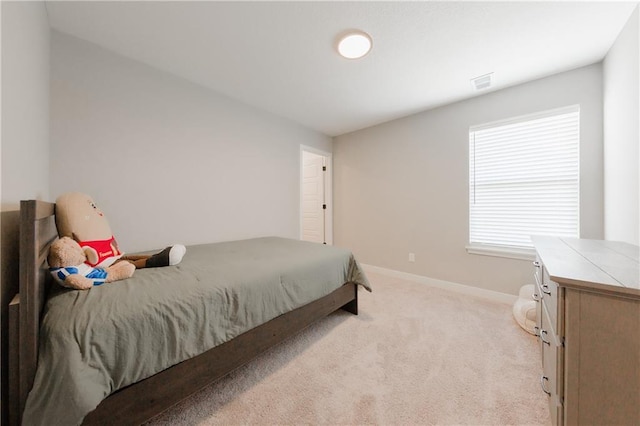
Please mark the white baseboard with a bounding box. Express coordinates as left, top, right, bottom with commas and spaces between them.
361, 264, 517, 305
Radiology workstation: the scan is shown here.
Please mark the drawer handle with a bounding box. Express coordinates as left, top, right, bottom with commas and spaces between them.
533, 326, 540, 337
533, 261, 541, 268
541, 284, 551, 296
532, 292, 540, 302
540, 375, 551, 396
540, 329, 551, 346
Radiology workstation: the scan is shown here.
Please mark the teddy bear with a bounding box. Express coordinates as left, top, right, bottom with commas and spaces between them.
54, 192, 186, 270
48, 236, 135, 290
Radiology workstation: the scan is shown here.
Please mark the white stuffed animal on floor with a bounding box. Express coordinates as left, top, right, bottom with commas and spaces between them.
512, 284, 537, 335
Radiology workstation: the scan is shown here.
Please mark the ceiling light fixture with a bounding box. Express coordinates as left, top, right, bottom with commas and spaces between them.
337, 31, 372, 59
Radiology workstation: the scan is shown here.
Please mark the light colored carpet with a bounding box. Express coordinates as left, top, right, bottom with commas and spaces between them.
146, 272, 550, 425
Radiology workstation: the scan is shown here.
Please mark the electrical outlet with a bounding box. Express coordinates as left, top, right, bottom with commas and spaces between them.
408, 253, 415, 262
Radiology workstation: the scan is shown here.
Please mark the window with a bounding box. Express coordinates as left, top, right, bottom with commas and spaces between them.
468, 105, 580, 258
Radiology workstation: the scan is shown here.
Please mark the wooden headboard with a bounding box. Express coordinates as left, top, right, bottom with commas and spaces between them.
9, 200, 57, 425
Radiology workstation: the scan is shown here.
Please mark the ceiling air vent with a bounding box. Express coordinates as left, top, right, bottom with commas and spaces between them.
471, 73, 493, 91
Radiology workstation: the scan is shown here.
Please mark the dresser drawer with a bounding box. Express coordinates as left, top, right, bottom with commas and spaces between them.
541, 266, 559, 331
541, 302, 563, 426
533, 258, 544, 331
533, 283, 542, 336
533, 257, 542, 289
532, 272, 543, 368
533, 257, 558, 334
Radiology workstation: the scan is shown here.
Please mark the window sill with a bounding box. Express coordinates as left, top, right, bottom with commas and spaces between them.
466, 244, 536, 261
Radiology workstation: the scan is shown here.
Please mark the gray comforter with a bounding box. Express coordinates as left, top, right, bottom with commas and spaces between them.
22, 237, 370, 425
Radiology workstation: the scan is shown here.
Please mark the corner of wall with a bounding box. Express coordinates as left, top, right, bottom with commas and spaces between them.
603, 5, 640, 245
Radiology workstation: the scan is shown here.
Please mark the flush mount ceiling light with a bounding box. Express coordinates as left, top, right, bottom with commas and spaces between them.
337, 31, 372, 59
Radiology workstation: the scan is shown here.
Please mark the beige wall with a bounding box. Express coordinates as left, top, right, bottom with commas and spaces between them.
0, 2, 51, 423
333, 64, 604, 295
603, 5, 639, 245
50, 32, 332, 253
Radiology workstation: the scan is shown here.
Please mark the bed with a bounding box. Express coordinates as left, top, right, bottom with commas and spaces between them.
8, 200, 370, 425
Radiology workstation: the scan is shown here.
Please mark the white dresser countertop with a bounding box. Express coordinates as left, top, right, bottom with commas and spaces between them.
532, 236, 640, 298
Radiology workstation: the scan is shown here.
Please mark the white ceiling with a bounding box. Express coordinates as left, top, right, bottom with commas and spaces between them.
45, 1, 638, 137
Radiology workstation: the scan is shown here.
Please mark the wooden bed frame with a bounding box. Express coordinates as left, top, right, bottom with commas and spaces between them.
9, 200, 359, 425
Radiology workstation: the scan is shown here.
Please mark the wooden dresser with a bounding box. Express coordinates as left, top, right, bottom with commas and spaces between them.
532, 237, 639, 426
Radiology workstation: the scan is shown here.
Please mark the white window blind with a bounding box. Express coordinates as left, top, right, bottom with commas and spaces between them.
469, 105, 580, 250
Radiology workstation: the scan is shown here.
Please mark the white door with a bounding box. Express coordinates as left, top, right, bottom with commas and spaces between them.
301, 151, 326, 243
